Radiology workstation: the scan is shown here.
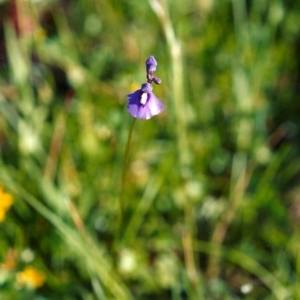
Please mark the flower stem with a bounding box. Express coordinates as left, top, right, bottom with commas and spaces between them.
117, 118, 137, 238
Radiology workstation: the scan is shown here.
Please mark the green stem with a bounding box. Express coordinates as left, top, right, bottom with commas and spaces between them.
118, 118, 137, 237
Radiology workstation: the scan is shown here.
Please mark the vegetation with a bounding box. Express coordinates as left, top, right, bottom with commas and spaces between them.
0, 0, 300, 299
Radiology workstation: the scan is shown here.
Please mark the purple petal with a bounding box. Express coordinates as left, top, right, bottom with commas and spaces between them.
127, 89, 143, 117
145, 92, 164, 118
127, 90, 164, 120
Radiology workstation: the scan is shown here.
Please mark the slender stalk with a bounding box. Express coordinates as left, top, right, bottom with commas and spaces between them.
148, 0, 190, 173
43, 113, 65, 181
206, 0, 254, 281
182, 226, 199, 286
118, 118, 137, 237
148, 2, 197, 294
207, 153, 252, 279
123, 174, 163, 244
195, 241, 290, 300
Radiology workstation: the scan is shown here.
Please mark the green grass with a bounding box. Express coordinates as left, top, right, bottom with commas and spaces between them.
0, 0, 300, 299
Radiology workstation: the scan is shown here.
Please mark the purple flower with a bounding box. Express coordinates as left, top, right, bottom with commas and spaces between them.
127, 56, 164, 119
146, 56, 157, 73
127, 83, 164, 120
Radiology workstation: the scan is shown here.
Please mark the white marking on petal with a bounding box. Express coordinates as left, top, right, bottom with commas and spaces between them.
140, 93, 148, 105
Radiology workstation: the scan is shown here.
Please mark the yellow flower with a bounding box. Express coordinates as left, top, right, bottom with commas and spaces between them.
0, 186, 13, 222
17, 267, 45, 289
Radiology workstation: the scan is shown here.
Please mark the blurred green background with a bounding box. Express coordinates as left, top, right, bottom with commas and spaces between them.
0, 0, 300, 299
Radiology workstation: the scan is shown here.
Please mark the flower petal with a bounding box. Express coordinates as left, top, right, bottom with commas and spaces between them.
127, 90, 164, 120
127, 90, 143, 118
146, 92, 164, 118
